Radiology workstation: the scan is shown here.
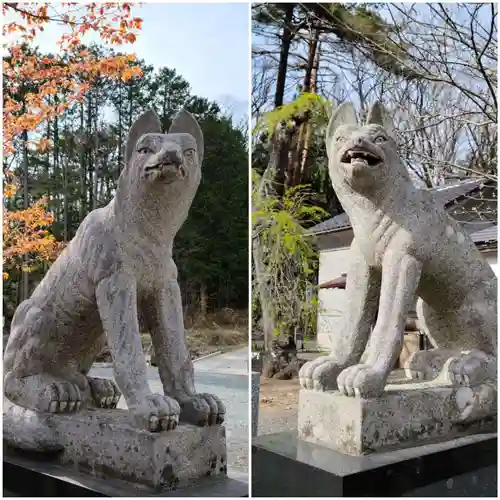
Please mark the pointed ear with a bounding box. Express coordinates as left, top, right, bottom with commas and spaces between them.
125, 109, 162, 164
169, 109, 204, 164
325, 101, 357, 145
366, 101, 395, 138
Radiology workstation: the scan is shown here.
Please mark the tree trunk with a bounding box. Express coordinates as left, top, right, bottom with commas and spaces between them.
292, 28, 320, 186
299, 38, 321, 185
274, 4, 294, 108
199, 283, 208, 319
79, 103, 86, 221
253, 238, 275, 351
117, 81, 123, 171
21, 129, 29, 301
253, 136, 283, 350
93, 113, 99, 211
86, 96, 94, 212
52, 97, 60, 226
63, 137, 69, 243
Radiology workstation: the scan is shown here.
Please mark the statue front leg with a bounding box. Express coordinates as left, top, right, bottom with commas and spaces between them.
337, 252, 422, 397
299, 239, 381, 391
96, 272, 180, 432
142, 279, 225, 426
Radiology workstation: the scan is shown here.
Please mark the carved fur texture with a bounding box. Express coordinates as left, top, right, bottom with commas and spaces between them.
300, 102, 497, 400
4, 109, 225, 431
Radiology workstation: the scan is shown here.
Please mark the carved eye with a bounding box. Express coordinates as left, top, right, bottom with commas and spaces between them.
335, 135, 347, 142
137, 146, 152, 154
184, 149, 196, 163
374, 135, 387, 144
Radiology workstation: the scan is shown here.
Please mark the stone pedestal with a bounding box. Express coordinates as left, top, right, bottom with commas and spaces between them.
252, 431, 497, 497
3, 400, 236, 494
4, 448, 248, 497
298, 383, 496, 455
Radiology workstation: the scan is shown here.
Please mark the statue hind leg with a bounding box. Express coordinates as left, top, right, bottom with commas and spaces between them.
410, 278, 497, 386
445, 277, 497, 386
4, 306, 84, 413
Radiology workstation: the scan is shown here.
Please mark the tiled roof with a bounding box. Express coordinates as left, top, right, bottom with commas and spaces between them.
469, 225, 498, 244
310, 178, 491, 235
308, 212, 350, 234
433, 178, 486, 207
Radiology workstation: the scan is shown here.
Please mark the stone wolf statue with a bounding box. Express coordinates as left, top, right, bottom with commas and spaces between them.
4, 109, 225, 432
300, 101, 497, 399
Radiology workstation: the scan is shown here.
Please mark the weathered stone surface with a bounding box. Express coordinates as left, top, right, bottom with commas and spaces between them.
3, 109, 225, 443
299, 101, 497, 403
4, 399, 227, 490
298, 384, 496, 456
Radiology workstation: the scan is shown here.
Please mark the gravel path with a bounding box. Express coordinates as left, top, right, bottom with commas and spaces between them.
258, 407, 298, 436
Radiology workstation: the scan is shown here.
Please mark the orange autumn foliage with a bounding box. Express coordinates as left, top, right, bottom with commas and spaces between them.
3, 2, 144, 154
3, 188, 64, 279
3, 2, 144, 278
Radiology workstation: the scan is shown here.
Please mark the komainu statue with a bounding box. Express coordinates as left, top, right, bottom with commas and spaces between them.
299, 101, 497, 403
4, 109, 225, 432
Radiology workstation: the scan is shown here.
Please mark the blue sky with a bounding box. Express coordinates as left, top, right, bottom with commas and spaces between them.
131, 3, 249, 120
11, 3, 250, 122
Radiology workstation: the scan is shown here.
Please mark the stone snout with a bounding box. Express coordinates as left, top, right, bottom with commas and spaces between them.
339, 136, 384, 168
143, 144, 186, 182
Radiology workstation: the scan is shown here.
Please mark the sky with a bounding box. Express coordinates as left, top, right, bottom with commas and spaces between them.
10, 2, 250, 123
130, 3, 249, 121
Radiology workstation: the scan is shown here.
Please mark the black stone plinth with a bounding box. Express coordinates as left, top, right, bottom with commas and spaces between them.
4, 447, 248, 497
252, 432, 497, 497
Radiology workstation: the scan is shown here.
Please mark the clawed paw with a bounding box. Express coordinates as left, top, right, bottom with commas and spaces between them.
88, 377, 121, 409
179, 393, 225, 426
404, 349, 459, 382
299, 356, 344, 391
44, 381, 82, 413
444, 351, 496, 387
129, 394, 180, 432
337, 364, 385, 398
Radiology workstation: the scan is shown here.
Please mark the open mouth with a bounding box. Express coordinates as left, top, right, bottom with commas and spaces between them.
144, 162, 177, 173
340, 148, 382, 167
144, 162, 186, 181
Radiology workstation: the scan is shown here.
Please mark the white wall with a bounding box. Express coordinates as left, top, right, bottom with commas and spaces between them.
316, 247, 498, 350
316, 247, 350, 349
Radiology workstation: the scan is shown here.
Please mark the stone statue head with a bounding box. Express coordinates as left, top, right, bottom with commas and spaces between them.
325, 101, 409, 192
124, 108, 204, 186
116, 109, 204, 233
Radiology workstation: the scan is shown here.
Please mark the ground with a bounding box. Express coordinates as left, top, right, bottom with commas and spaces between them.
94, 310, 248, 362
260, 376, 300, 411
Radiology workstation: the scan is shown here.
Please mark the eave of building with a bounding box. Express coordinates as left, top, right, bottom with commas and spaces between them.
310, 177, 495, 237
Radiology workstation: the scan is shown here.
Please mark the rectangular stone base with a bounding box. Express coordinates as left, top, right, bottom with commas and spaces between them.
298, 385, 496, 455
4, 448, 248, 497
252, 431, 497, 496
3, 404, 227, 492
